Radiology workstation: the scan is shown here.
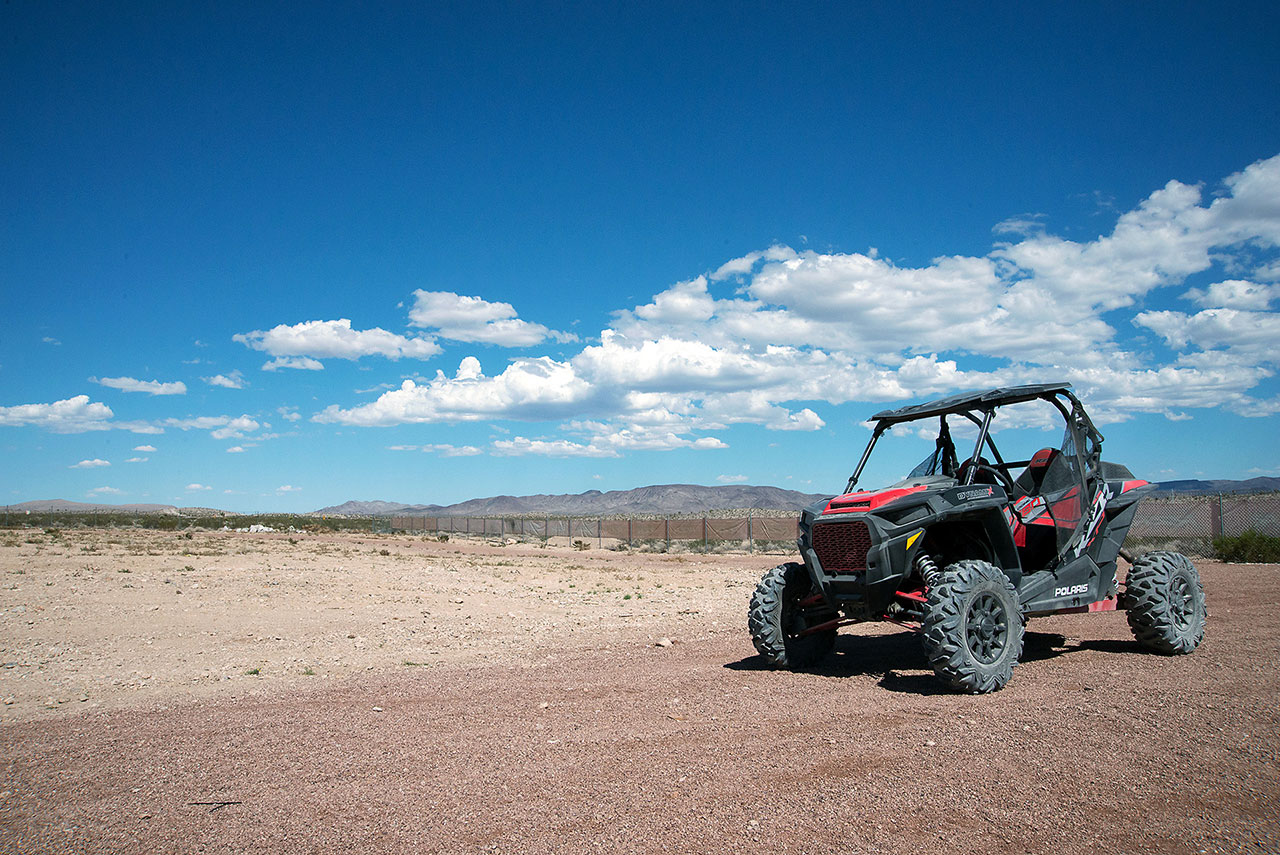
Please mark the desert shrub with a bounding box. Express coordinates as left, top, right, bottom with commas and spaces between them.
1213, 531, 1280, 563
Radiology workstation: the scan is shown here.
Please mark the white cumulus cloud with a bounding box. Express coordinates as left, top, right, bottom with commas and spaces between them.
1184, 279, 1279, 310
203, 371, 246, 389
0, 395, 116, 433
492, 437, 620, 458
93, 376, 187, 395
262, 356, 325, 372
234, 319, 440, 367
315, 357, 594, 426
165, 414, 264, 440
70, 458, 111, 469
409, 291, 574, 346
423, 443, 483, 456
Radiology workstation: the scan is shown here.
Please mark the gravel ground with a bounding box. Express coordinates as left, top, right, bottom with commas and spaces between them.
1, 529, 1276, 854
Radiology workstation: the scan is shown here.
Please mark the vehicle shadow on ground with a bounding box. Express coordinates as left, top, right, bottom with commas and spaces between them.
725, 631, 953, 695
1020, 632, 1151, 662
725, 630, 1153, 696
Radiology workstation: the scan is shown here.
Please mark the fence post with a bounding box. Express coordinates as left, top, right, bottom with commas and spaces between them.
1211, 495, 1223, 538
628, 518, 632, 549
702, 517, 707, 552
748, 509, 753, 553
665, 518, 670, 552
598, 518, 602, 549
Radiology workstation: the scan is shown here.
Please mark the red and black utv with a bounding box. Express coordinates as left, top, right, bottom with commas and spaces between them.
748, 383, 1205, 693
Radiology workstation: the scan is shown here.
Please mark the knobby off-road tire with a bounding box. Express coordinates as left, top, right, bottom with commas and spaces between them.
1123, 551, 1205, 654
921, 559, 1024, 693
748, 562, 836, 668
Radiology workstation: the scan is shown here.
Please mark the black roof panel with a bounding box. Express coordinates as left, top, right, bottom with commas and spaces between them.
870, 383, 1073, 425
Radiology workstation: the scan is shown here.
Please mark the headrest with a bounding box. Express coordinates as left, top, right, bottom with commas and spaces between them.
1029, 448, 1058, 469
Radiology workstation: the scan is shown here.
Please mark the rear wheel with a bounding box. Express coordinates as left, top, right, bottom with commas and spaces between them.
1123, 551, 1205, 654
922, 559, 1024, 693
748, 562, 836, 668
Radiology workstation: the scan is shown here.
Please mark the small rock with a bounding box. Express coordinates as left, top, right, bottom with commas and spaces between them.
924, 740, 937, 747
372, 706, 383, 713
655, 637, 673, 648
538, 701, 549, 709
2, 696, 13, 705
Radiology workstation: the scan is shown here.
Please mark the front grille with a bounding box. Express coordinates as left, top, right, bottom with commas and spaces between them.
812, 520, 872, 574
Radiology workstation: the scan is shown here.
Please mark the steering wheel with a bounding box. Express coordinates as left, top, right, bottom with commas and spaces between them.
959, 459, 1016, 493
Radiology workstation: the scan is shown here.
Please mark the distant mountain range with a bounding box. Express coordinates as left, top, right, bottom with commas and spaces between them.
313, 484, 832, 517
10, 477, 1279, 518
1147, 476, 1280, 495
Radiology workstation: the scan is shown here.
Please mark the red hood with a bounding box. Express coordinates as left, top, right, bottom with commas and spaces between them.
823, 485, 927, 515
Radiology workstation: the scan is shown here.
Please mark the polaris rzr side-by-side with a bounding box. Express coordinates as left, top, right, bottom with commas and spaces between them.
748, 383, 1206, 693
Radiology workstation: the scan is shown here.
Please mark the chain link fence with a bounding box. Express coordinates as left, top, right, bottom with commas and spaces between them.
390, 512, 802, 551
1132, 494, 1280, 539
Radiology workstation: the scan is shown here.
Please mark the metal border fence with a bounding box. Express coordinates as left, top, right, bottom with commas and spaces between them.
1130, 494, 1280, 539
389, 512, 802, 551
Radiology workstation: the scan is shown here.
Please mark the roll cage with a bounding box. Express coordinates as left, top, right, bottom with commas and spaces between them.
845, 383, 1102, 492
844, 383, 1107, 569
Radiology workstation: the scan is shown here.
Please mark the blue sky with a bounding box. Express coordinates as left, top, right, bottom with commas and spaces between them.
3, 2, 1279, 511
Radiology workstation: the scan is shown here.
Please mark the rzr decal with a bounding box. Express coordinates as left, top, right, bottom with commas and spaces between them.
1074, 483, 1113, 557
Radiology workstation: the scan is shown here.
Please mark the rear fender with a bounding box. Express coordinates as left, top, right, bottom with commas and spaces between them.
1090, 498, 1140, 568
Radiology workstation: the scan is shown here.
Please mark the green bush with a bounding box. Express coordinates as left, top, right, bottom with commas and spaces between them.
1213, 530, 1280, 563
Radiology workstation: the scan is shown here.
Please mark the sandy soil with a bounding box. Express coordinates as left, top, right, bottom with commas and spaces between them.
0, 528, 1276, 853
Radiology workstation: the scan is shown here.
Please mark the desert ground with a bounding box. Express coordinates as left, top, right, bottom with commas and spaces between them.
1, 527, 1276, 854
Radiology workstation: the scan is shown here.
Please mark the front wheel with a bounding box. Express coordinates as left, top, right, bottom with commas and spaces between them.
921, 560, 1024, 693
1123, 551, 1205, 654
748, 562, 836, 668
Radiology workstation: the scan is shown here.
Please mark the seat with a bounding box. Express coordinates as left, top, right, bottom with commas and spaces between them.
1011, 448, 1059, 500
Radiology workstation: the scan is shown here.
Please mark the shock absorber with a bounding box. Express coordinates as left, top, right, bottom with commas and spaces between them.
915, 550, 942, 589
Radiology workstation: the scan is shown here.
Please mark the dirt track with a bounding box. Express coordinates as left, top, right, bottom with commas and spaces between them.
1, 529, 1277, 853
